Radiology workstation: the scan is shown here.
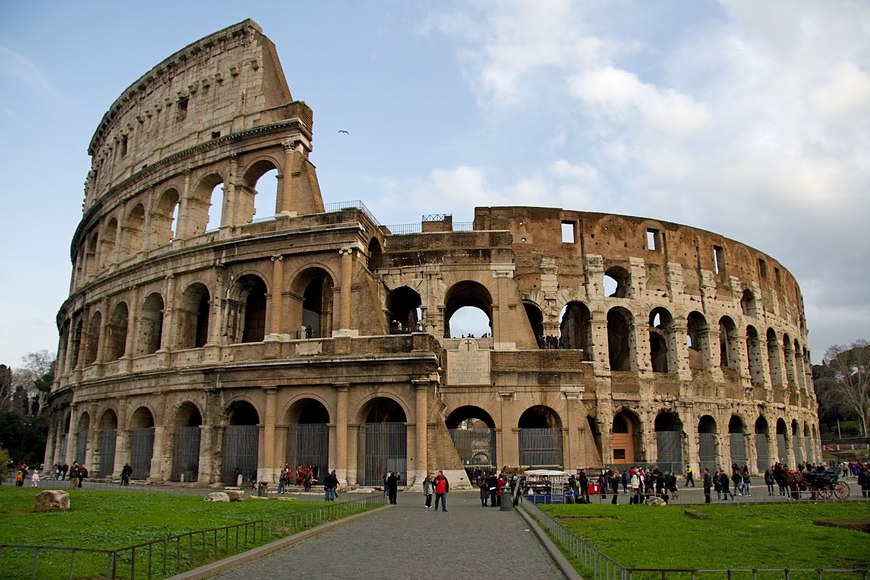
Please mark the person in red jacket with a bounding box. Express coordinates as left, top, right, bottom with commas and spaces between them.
432, 470, 449, 512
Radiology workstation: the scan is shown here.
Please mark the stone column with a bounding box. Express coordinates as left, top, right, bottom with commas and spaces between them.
269, 256, 284, 337
198, 423, 215, 485
498, 391, 516, 468
337, 247, 354, 333
161, 274, 177, 352
562, 388, 582, 470
334, 384, 349, 483
263, 387, 277, 483
279, 141, 299, 215
148, 425, 167, 483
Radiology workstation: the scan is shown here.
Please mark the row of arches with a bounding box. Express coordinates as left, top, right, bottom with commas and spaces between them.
74, 159, 280, 289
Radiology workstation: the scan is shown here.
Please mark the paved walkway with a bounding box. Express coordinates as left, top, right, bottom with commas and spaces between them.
209, 491, 569, 579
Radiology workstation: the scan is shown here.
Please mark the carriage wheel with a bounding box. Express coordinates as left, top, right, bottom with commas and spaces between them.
817, 487, 833, 500
834, 481, 850, 500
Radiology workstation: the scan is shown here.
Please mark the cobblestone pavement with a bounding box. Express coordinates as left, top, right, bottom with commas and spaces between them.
211, 491, 567, 579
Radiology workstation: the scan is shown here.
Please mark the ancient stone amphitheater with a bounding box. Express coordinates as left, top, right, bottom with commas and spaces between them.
46, 20, 819, 488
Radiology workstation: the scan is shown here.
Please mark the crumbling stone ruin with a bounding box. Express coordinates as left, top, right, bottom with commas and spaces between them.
46, 20, 819, 488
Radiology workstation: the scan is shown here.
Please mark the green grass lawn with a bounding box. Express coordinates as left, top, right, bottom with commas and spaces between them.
0, 486, 378, 578
542, 502, 870, 573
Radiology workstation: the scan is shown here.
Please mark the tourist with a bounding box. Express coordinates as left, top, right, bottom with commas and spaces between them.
477, 475, 488, 506
121, 463, 132, 486
386, 470, 400, 504
764, 468, 775, 495
702, 468, 712, 503
741, 464, 751, 496
422, 473, 433, 508
719, 469, 733, 500
323, 470, 339, 501
433, 470, 449, 512
30, 469, 39, 487
685, 464, 695, 487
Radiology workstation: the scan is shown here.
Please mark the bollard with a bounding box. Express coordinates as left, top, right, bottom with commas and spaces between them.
501, 490, 513, 511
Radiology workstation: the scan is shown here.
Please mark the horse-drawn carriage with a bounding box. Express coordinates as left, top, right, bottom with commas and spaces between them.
775, 465, 850, 500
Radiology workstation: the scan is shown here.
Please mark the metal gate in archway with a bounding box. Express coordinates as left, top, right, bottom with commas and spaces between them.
519, 428, 563, 467
221, 425, 259, 485
130, 427, 154, 479
449, 427, 496, 470
730, 433, 747, 467
792, 436, 804, 465
656, 431, 683, 474
755, 435, 770, 472
776, 434, 788, 463
99, 429, 116, 477
74, 430, 88, 465
699, 432, 717, 473
358, 423, 406, 485
171, 426, 201, 482
286, 424, 328, 470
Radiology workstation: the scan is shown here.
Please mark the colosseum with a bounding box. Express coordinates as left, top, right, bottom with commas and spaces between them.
46, 20, 820, 488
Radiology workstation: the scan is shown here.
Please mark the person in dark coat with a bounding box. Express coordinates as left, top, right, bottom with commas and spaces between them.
702, 468, 712, 503
386, 470, 400, 504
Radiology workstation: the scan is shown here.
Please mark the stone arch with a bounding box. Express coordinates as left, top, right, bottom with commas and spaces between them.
84, 310, 102, 366
446, 406, 497, 470
791, 418, 803, 465
151, 187, 180, 247
190, 173, 224, 235
560, 301, 593, 354
698, 415, 718, 473
285, 398, 330, 473
100, 217, 118, 269
775, 418, 788, 464
746, 325, 764, 385
242, 158, 280, 223
766, 328, 783, 386
719, 316, 738, 370
221, 400, 260, 485
649, 307, 675, 373
137, 292, 164, 355
130, 406, 155, 479
171, 402, 202, 482
97, 409, 118, 477
654, 410, 684, 473
740, 288, 757, 317
387, 286, 422, 333
73, 411, 90, 465
177, 282, 211, 349
290, 267, 335, 339
358, 397, 407, 485
686, 311, 709, 371
444, 280, 493, 338
754, 416, 771, 471
611, 409, 641, 465
228, 274, 268, 343
367, 237, 384, 270
518, 405, 563, 467
604, 265, 631, 298
84, 231, 99, 279
607, 306, 634, 371
524, 301, 545, 347
105, 302, 128, 361
728, 415, 748, 468
70, 318, 84, 371
121, 203, 145, 260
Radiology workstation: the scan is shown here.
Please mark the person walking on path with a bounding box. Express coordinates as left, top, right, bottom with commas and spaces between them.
433, 470, 449, 512
703, 468, 712, 503
324, 470, 339, 501
30, 469, 39, 487
386, 471, 400, 504
423, 474, 433, 508
685, 464, 695, 487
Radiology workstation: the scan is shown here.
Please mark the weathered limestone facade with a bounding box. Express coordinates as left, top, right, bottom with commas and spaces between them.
47, 20, 820, 488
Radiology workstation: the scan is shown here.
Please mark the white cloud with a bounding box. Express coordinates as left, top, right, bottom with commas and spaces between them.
0, 45, 69, 107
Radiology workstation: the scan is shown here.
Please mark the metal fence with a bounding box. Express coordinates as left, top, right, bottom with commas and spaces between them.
0, 494, 386, 579
520, 499, 870, 580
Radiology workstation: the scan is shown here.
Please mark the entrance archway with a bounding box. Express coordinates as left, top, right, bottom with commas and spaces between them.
518, 406, 563, 467
285, 399, 329, 473
97, 410, 117, 478
755, 416, 770, 471
129, 407, 155, 479
358, 398, 407, 485
654, 411, 684, 474
698, 415, 718, 473
446, 406, 496, 472
171, 402, 202, 482
221, 401, 259, 485
611, 410, 640, 465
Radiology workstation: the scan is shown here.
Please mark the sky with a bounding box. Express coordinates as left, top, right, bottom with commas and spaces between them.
1, 0, 868, 369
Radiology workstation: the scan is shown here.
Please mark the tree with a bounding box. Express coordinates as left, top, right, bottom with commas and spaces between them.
11, 350, 55, 416
817, 340, 870, 436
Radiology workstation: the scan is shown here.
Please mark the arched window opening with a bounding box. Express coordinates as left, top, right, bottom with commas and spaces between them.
607, 307, 633, 371
782, 334, 796, 387
252, 167, 278, 222
686, 311, 709, 371
85, 233, 99, 279
719, 316, 738, 370
446, 406, 497, 472
138, 293, 164, 355
387, 286, 423, 333
70, 319, 83, 371
83, 311, 102, 366
766, 328, 783, 386
654, 411, 684, 474
130, 407, 155, 480
524, 301, 544, 347
171, 402, 202, 483
604, 266, 630, 298
775, 418, 788, 464
518, 406, 563, 467
444, 281, 493, 339
74, 413, 90, 465
741, 289, 756, 317
105, 303, 128, 361
698, 415, 718, 473
240, 276, 267, 343
177, 283, 211, 349
728, 415, 747, 467
100, 218, 118, 269
359, 398, 407, 485
559, 301, 593, 354
649, 307, 674, 373
221, 401, 260, 485
152, 188, 180, 247
302, 279, 326, 338
367, 238, 384, 271
611, 410, 641, 465
291, 268, 334, 339
286, 399, 330, 474
746, 325, 764, 385
206, 183, 224, 232
240, 161, 279, 224
755, 416, 771, 472
122, 204, 145, 261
